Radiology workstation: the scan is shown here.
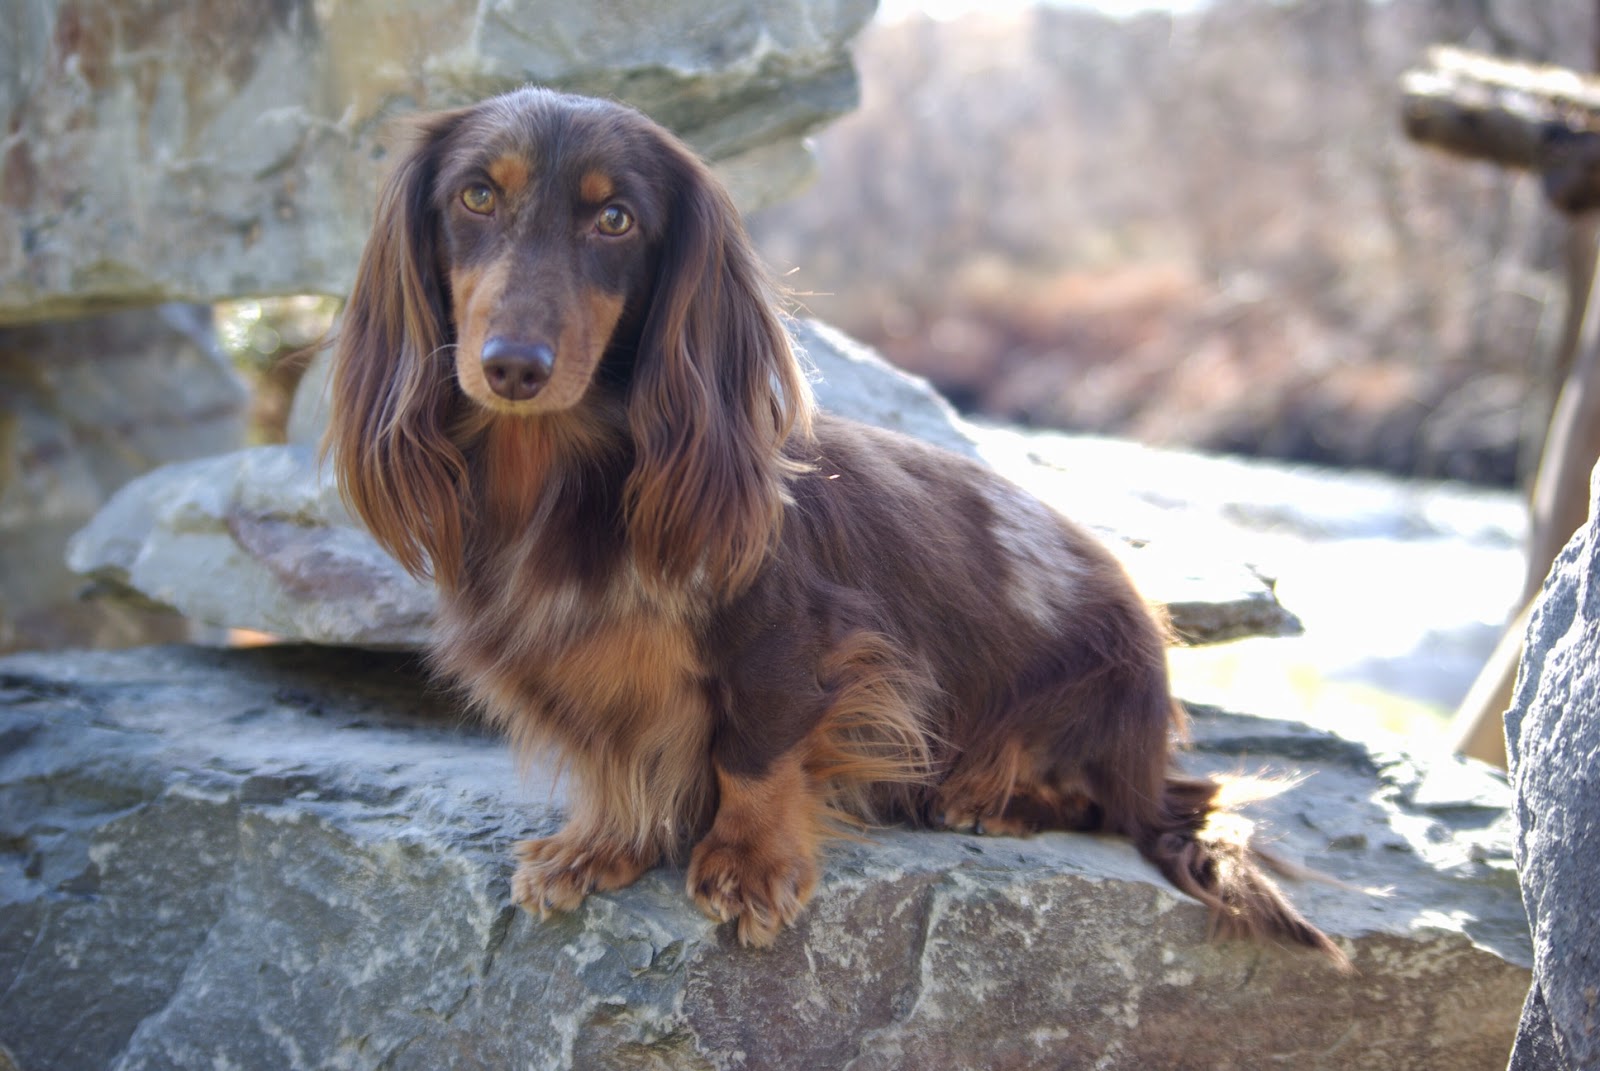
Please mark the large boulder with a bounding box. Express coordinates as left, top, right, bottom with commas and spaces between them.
1, 0, 875, 322
66, 320, 1299, 648
0, 642, 1529, 1070
1504, 461, 1600, 1070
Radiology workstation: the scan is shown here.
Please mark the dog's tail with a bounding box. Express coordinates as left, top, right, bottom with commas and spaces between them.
1123, 771, 1350, 968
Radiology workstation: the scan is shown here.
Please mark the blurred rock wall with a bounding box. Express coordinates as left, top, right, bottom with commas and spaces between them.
1, 0, 872, 317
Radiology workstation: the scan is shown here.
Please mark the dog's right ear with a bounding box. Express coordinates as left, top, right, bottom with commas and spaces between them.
624, 136, 814, 599
324, 109, 474, 591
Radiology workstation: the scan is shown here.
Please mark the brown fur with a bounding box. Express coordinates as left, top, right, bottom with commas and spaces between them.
324, 87, 1346, 965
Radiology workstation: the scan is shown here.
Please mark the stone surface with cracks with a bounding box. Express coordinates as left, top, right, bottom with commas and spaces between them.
0, 643, 1530, 1070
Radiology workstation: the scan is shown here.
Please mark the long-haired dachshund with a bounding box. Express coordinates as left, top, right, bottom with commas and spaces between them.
326, 87, 1340, 961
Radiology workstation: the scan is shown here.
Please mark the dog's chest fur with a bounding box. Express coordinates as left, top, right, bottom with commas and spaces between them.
431, 530, 714, 771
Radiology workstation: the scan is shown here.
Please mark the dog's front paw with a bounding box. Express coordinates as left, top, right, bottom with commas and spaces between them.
512, 833, 652, 918
687, 837, 818, 948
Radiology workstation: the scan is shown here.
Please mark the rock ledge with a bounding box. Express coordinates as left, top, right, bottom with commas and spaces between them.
1, 644, 1529, 1070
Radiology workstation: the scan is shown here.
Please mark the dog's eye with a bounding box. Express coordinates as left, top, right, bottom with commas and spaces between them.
461, 184, 496, 215
596, 204, 633, 236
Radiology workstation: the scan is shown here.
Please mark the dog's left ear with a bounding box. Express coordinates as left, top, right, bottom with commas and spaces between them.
625, 145, 813, 597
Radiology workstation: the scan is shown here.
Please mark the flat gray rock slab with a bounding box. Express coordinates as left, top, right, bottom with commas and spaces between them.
1, 644, 1529, 1070
65, 445, 1292, 650
68, 320, 1297, 649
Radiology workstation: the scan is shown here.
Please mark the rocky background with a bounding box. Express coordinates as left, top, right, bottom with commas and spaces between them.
0, 306, 246, 650
1, 0, 870, 317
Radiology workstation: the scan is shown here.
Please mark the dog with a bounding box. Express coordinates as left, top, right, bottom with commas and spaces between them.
325, 86, 1341, 961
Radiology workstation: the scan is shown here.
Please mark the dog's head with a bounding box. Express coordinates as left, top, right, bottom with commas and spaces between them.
326, 89, 813, 594
426, 93, 666, 415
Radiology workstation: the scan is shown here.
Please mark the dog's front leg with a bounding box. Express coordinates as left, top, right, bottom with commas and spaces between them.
687, 751, 824, 947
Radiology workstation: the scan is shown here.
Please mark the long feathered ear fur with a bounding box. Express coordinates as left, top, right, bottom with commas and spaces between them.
323, 112, 472, 593
625, 146, 815, 597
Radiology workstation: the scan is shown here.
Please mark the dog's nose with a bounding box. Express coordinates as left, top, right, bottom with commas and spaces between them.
481, 338, 554, 401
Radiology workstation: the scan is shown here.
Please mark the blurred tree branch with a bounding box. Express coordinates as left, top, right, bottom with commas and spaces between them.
1402, 46, 1600, 212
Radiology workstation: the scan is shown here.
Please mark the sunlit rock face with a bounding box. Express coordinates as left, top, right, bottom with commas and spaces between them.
1505, 463, 1600, 1071
0, 0, 875, 321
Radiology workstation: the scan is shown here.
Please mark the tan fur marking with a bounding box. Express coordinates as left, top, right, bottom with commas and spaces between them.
580, 169, 615, 204
454, 407, 630, 539
448, 262, 489, 337
488, 153, 531, 196
935, 736, 1030, 832
540, 289, 624, 410
450, 259, 513, 407
805, 628, 938, 827
512, 830, 652, 917
552, 615, 700, 727
934, 737, 1100, 836
479, 416, 556, 531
